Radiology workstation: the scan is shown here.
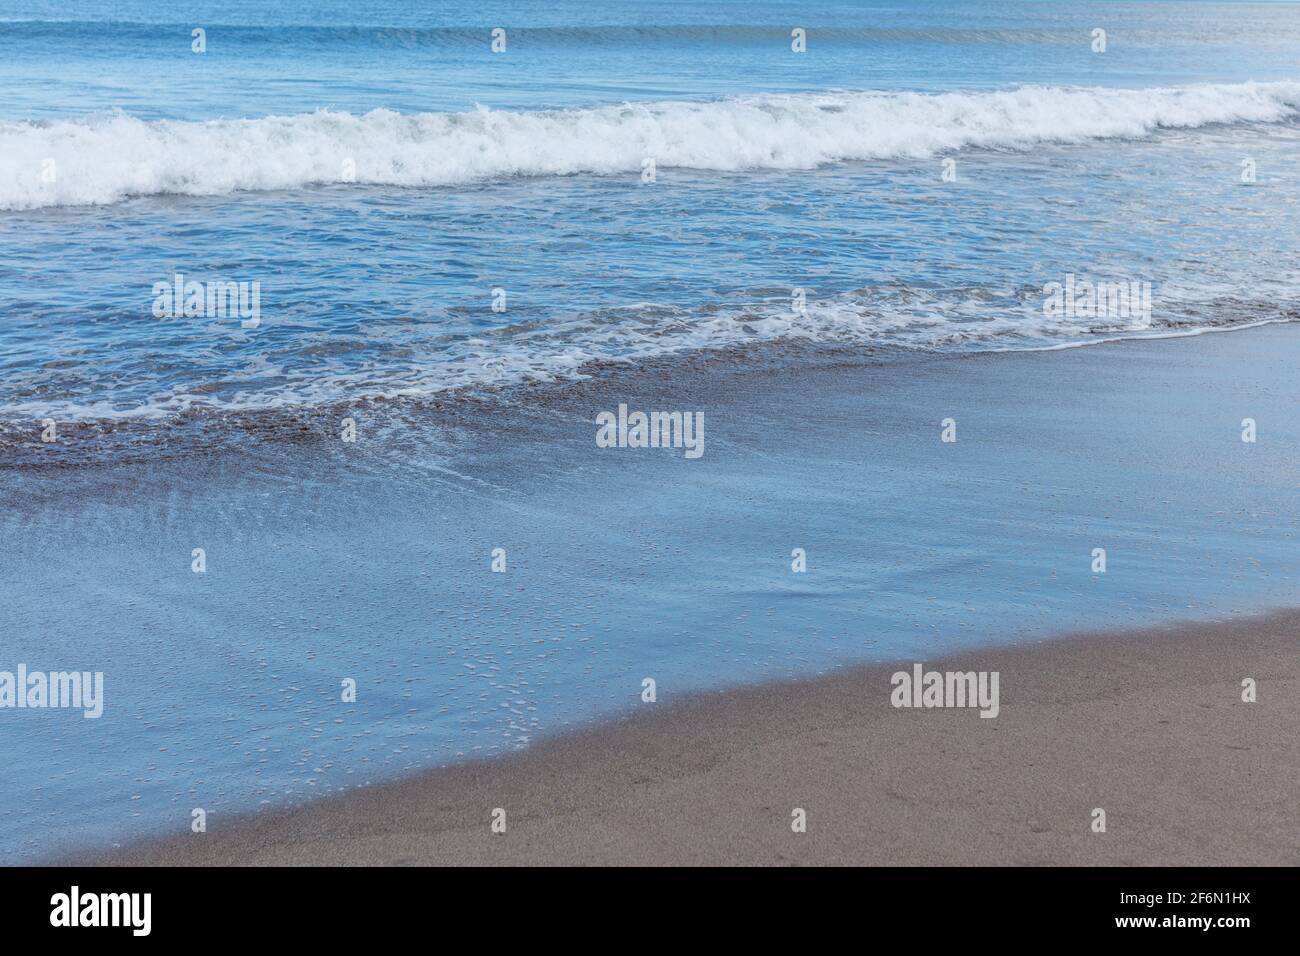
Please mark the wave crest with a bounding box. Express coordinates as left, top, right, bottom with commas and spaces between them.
2, 81, 1298, 210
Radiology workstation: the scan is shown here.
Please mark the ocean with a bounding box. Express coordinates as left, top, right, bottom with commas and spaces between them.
2, 0, 1299, 861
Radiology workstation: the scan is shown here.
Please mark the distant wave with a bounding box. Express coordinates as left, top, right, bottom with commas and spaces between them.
0, 21, 1086, 47
2, 81, 1298, 210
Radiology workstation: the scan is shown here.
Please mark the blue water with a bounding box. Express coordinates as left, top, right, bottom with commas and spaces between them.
2, 0, 1300, 860
1, 2, 1300, 428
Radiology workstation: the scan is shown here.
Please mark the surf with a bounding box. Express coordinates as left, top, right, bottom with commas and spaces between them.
2, 80, 1298, 210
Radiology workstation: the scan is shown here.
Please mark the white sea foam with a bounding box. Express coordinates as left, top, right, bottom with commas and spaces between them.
2, 81, 1298, 210
2, 286, 1286, 424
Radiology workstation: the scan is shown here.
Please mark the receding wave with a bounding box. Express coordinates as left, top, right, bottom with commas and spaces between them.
2, 287, 1293, 426
0, 21, 1095, 48
2, 81, 1298, 210
4, 303, 1296, 469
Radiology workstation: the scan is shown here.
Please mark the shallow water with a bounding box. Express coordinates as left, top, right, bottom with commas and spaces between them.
6, 325, 1300, 861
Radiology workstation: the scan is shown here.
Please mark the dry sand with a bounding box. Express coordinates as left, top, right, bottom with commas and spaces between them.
89, 611, 1299, 866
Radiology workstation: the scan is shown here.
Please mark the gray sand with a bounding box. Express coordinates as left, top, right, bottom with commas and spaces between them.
92, 611, 1299, 866
17, 322, 1300, 864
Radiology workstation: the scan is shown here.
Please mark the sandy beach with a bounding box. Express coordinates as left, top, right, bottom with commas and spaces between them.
7, 319, 1300, 864
88, 609, 1298, 866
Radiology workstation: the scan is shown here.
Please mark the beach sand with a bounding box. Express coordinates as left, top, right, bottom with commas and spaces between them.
91, 610, 1299, 866
11, 321, 1300, 863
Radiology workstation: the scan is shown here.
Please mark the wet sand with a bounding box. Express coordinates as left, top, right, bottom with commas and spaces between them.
11, 320, 1300, 863
90, 610, 1299, 866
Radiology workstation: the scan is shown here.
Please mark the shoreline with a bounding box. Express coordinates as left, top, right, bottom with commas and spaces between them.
9, 314, 1296, 469
9, 319, 1300, 865
83, 609, 1300, 866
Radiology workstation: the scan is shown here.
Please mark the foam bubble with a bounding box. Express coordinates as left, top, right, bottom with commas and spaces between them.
2, 81, 1298, 210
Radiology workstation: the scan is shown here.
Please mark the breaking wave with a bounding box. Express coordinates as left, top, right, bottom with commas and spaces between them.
2, 80, 1298, 210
